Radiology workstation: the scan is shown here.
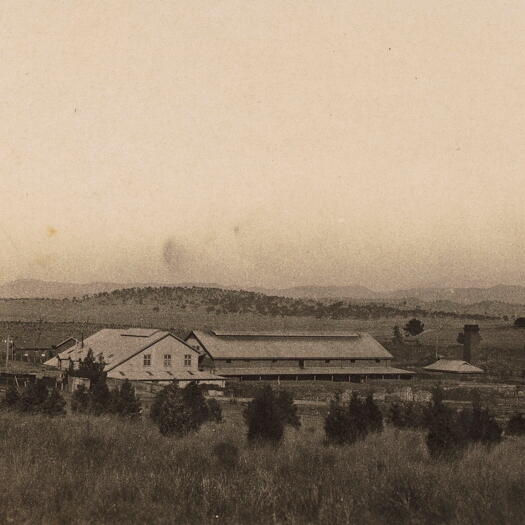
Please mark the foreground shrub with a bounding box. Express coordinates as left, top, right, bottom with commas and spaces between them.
71, 384, 91, 413
110, 380, 141, 417
506, 413, 525, 436
18, 379, 49, 413
40, 387, 66, 416
3, 384, 20, 408
207, 398, 223, 423
152, 381, 212, 436
324, 392, 383, 445
389, 401, 428, 429
244, 386, 300, 444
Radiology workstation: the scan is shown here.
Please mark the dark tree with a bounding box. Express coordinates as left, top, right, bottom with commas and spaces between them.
426, 386, 467, 460
404, 318, 425, 336
506, 413, 525, 436
89, 378, 112, 415
71, 349, 106, 383
244, 385, 299, 444
363, 393, 383, 433
324, 397, 352, 445
207, 398, 223, 423
153, 381, 211, 437
275, 389, 301, 429
392, 325, 404, 344
4, 384, 20, 407
71, 384, 90, 413
40, 387, 66, 416
111, 380, 141, 417
18, 379, 49, 412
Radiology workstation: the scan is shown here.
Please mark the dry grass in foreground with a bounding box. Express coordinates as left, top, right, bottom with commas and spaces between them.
0, 412, 524, 524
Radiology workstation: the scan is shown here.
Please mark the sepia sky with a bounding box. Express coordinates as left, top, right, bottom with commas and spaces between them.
1, 1, 524, 290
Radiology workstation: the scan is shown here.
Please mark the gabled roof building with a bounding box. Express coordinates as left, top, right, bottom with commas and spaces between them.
186, 330, 412, 381
45, 328, 225, 386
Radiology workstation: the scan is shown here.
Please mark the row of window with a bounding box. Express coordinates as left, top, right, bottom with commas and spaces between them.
143, 354, 192, 367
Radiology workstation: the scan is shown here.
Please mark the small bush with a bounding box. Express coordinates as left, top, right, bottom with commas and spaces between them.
40, 387, 66, 416
18, 379, 49, 413
212, 441, 239, 469
207, 398, 223, 423
71, 384, 91, 413
3, 384, 20, 408
506, 413, 525, 436
325, 392, 383, 445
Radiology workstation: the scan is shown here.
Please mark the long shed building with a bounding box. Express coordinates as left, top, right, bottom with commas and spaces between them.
186, 330, 412, 381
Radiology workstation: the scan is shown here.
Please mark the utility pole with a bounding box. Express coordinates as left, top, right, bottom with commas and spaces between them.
4, 335, 13, 369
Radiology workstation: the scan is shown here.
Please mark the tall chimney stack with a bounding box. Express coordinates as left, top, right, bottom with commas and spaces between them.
462, 324, 480, 363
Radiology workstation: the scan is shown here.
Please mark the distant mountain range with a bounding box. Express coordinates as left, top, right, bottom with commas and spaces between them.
2, 279, 525, 305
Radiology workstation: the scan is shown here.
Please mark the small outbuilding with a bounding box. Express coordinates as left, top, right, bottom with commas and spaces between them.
424, 359, 484, 374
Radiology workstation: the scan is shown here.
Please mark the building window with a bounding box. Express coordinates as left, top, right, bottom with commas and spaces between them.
143, 354, 151, 367
226, 359, 231, 364
375, 359, 380, 364
164, 354, 172, 367
325, 359, 330, 363
351, 359, 356, 363
184, 354, 192, 367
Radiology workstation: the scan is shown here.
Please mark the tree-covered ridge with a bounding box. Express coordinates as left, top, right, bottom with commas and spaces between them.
76, 286, 498, 320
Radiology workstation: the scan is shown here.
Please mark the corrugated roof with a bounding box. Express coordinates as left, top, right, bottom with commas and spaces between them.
215, 366, 412, 376
107, 369, 225, 381
190, 330, 393, 360
45, 329, 197, 371
424, 359, 484, 374
212, 330, 359, 337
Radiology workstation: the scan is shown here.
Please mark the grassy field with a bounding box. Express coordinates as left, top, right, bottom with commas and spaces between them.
1, 406, 524, 524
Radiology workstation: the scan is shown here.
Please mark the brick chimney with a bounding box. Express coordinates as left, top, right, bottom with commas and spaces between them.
462, 324, 480, 363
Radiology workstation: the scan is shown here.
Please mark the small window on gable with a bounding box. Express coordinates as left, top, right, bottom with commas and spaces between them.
184, 354, 192, 367
143, 354, 151, 367
164, 354, 172, 367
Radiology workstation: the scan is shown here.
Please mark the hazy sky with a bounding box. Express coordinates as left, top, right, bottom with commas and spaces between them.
1, 1, 524, 290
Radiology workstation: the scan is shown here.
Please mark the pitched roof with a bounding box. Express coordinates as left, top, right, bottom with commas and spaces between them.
424, 359, 484, 374
189, 330, 393, 360
45, 329, 198, 371
214, 366, 411, 376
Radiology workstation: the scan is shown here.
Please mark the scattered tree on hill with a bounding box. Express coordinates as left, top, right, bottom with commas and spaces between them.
506, 413, 525, 436
404, 318, 425, 336
392, 325, 404, 344
243, 385, 300, 444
